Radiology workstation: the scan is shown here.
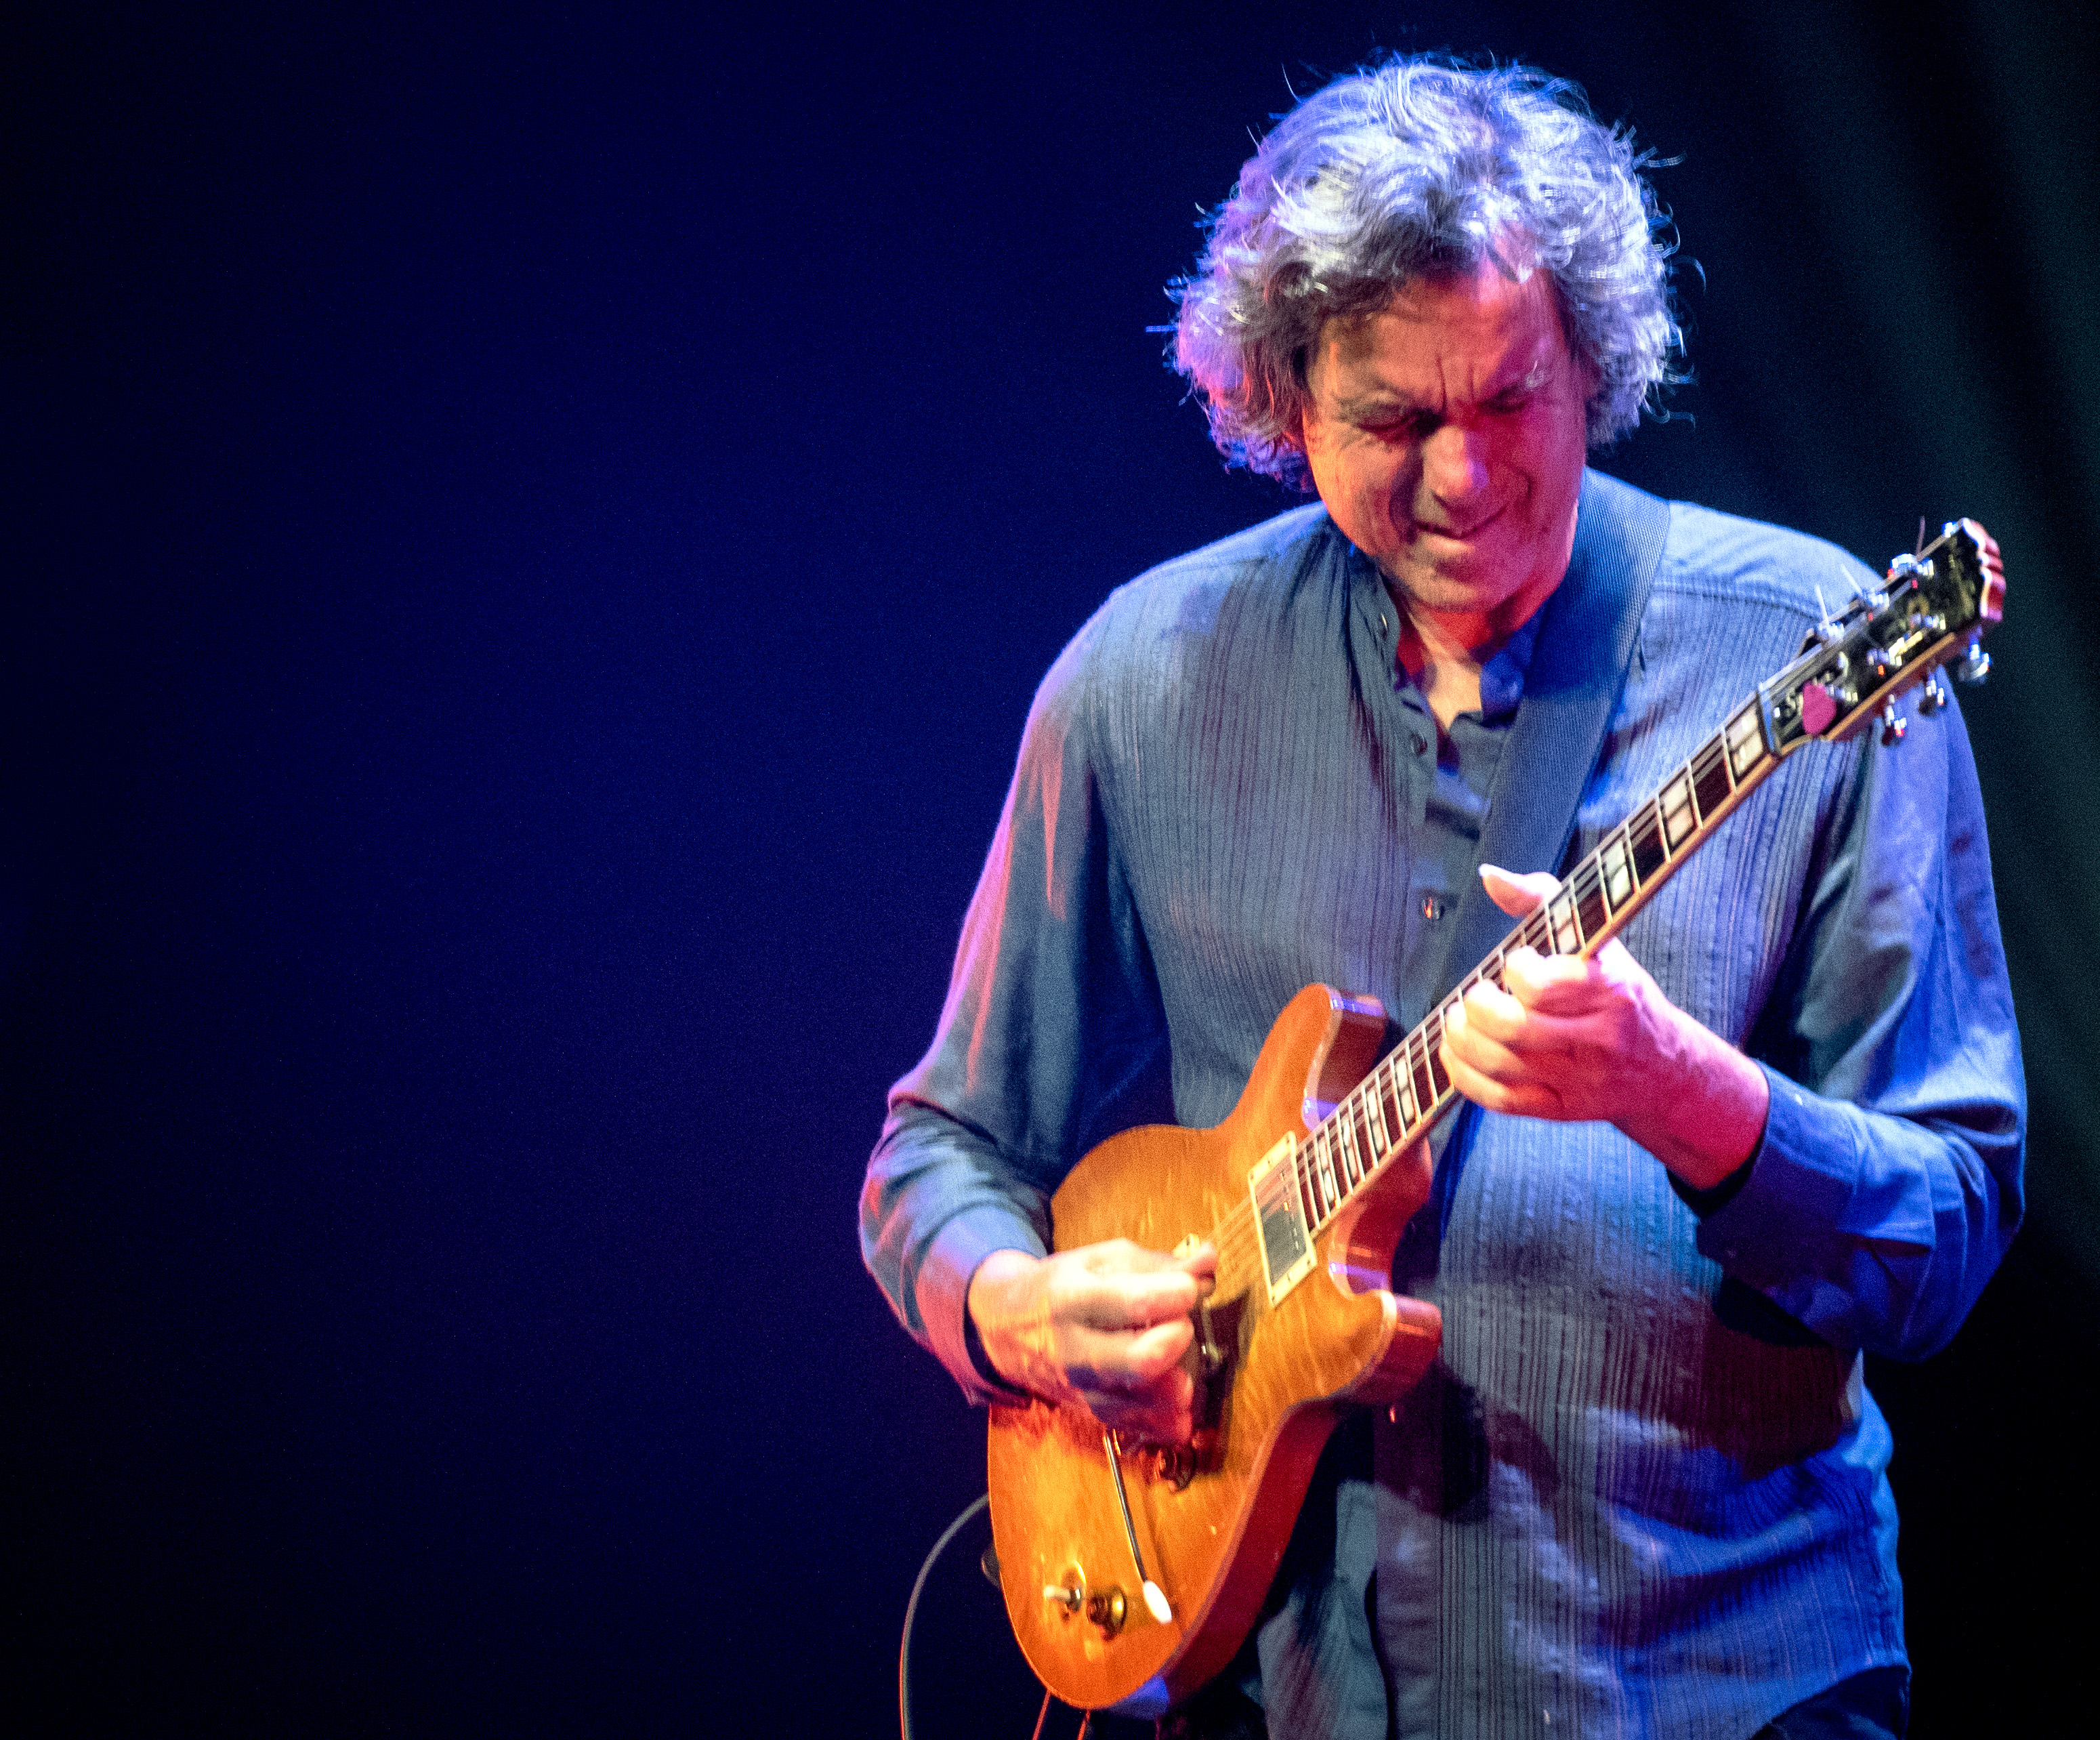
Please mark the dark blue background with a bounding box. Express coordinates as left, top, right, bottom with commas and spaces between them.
9, 3, 2096, 1733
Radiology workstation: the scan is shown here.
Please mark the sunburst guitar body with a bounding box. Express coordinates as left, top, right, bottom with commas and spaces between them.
987, 984, 1442, 1717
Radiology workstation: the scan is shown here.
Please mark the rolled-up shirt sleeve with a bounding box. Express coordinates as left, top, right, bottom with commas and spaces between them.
1693, 689, 2025, 1358
859, 615, 1171, 1404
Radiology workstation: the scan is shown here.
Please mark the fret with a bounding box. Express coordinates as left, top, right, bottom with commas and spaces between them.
1313, 1130, 1339, 1212
1547, 886, 1582, 955
1352, 1096, 1379, 1173
1659, 768, 1698, 848
1725, 701, 1765, 782
1573, 862, 1608, 942
1690, 742, 1731, 821
1427, 1005, 1456, 1096
1337, 1111, 1363, 1188
1629, 802, 1668, 882
1378, 1066, 1404, 1148
1296, 1151, 1319, 1228
1598, 831, 1635, 913
1358, 1082, 1387, 1160
1409, 1040, 1435, 1112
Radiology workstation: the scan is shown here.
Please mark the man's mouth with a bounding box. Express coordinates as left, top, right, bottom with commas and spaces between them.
1409, 504, 1503, 543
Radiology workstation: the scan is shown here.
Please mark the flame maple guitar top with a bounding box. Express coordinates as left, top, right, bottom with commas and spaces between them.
986, 984, 1444, 1714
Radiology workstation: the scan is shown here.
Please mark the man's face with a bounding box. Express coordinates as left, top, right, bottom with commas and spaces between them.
1299, 258, 1592, 640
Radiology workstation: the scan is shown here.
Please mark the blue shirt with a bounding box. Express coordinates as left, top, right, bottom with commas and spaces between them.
861, 472, 2024, 1738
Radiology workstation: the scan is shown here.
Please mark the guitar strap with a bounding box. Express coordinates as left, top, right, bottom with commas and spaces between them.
1435, 468, 1673, 1008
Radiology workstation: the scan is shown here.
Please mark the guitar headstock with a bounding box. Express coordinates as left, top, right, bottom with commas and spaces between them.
1762, 518, 2005, 750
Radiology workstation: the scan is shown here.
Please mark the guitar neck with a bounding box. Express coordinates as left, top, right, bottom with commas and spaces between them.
1282, 688, 1786, 1239
1249, 515, 1998, 1274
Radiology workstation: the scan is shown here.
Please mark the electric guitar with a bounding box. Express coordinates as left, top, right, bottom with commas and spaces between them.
985, 519, 2005, 1716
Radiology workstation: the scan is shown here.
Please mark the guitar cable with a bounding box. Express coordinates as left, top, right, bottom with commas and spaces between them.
898, 1492, 987, 1740
898, 1491, 1092, 1740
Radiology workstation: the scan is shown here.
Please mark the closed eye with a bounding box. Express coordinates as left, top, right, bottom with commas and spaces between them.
1484, 361, 1552, 415
1364, 410, 1440, 442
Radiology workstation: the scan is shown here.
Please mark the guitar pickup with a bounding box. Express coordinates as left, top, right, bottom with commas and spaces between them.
1248, 1132, 1316, 1304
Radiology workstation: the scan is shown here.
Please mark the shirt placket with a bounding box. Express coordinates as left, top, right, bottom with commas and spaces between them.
1346, 564, 1446, 1026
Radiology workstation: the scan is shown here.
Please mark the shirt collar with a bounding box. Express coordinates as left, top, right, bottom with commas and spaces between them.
1476, 607, 1545, 722
1339, 526, 1545, 723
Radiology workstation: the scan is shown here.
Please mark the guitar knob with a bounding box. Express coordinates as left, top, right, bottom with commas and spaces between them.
1880, 699, 1907, 746
1085, 1586, 1129, 1636
1043, 1579, 1083, 1615
1151, 1443, 1196, 1490
1955, 639, 1992, 686
1917, 671, 1950, 715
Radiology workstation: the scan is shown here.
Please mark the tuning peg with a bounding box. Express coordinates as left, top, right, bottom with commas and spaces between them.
1916, 671, 1950, 714
1954, 637, 1992, 686
1880, 699, 1907, 746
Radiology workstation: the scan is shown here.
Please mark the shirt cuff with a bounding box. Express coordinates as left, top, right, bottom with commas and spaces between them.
1669, 1150, 1757, 1218
1696, 1054, 1864, 1286
915, 1203, 1047, 1407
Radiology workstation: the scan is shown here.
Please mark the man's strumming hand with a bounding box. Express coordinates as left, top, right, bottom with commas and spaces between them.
967, 1241, 1217, 1443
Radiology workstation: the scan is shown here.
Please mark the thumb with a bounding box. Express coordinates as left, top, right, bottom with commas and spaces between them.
1478, 863, 1560, 917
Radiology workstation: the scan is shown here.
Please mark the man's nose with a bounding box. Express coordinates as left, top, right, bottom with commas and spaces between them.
1420, 422, 1489, 505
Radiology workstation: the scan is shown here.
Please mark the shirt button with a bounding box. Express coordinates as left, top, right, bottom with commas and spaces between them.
1410, 731, 1428, 756
1421, 895, 1446, 921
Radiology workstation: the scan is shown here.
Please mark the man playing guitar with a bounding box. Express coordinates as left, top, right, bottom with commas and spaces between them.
864, 58, 2022, 1740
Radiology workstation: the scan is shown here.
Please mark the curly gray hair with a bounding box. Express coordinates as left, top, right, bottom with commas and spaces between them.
1172, 58, 1681, 484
